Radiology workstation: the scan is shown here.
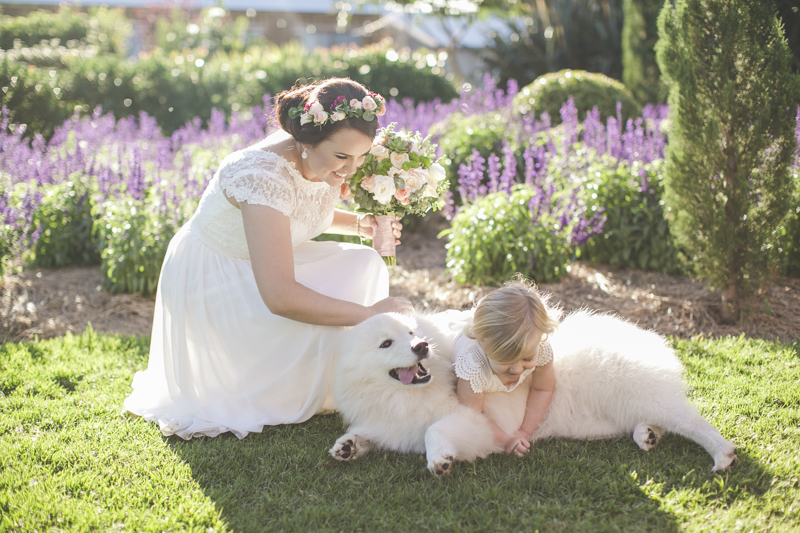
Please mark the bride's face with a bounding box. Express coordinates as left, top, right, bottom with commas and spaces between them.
303, 128, 374, 187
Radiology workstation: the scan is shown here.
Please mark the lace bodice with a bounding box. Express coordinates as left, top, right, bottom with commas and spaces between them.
188, 136, 338, 258
453, 332, 554, 393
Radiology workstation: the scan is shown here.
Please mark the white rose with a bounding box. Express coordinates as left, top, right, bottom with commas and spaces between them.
390, 151, 409, 169
372, 174, 396, 205
370, 144, 390, 158
362, 96, 377, 111
331, 111, 346, 122
350, 98, 363, 109
300, 112, 313, 125
429, 162, 446, 183
308, 101, 324, 115
403, 168, 427, 192
313, 110, 329, 124
423, 182, 439, 198
387, 166, 401, 178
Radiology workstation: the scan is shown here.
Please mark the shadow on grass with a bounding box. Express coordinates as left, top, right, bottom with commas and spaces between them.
165, 415, 771, 533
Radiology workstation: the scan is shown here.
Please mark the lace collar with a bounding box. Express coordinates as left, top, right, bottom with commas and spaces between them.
243, 148, 333, 193
453, 332, 553, 394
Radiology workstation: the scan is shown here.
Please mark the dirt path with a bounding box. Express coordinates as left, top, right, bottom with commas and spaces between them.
3, 215, 800, 343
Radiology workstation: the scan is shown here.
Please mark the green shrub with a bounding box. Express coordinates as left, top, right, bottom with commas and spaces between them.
154, 7, 251, 57
779, 170, 800, 277
0, 179, 41, 276
0, 6, 131, 54
0, 58, 73, 140
92, 197, 183, 296
656, 0, 800, 320
440, 186, 573, 285
432, 110, 521, 196
29, 177, 100, 268
579, 158, 681, 272
1, 40, 456, 139
622, 0, 667, 104
513, 70, 641, 123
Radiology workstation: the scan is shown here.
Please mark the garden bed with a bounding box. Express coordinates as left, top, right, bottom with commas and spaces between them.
3, 213, 799, 344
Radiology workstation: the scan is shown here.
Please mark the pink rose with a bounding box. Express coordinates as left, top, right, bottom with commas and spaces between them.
340, 182, 353, 201
362, 96, 377, 111
404, 168, 427, 192
350, 98, 363, 109
361, 175, 377, 192
376, 103, 386, 116
331, 111, 346, 122
394, 188, 410, 205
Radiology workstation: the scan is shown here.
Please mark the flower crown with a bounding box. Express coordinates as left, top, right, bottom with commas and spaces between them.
288, 93, 387, 128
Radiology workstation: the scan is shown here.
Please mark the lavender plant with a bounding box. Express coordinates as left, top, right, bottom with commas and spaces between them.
0, 99, 272, 292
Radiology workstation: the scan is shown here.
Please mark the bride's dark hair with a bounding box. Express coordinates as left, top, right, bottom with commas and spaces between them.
274, 77, 379, 145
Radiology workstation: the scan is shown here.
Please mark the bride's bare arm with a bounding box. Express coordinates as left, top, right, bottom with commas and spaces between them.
241, 202, 411, 325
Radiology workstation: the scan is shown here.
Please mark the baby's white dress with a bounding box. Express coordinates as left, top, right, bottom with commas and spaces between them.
453, 333, 554, 393
124, 134, 389, 439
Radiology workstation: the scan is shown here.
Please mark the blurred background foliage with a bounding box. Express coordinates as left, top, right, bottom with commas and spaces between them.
0, 5, 456, 139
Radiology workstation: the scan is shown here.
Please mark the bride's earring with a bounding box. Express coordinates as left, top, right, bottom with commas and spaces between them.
301, 147, 308, 160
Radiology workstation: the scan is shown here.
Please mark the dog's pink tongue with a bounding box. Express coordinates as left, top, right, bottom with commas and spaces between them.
397, 366, 417, 385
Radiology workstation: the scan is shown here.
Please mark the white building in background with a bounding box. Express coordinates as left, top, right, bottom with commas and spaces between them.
0, 0, 517, 82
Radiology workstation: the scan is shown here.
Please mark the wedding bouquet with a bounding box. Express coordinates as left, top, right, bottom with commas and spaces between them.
343, 123, 449, 266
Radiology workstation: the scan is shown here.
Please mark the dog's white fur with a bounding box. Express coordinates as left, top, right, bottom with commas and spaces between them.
330, 310, 736, 476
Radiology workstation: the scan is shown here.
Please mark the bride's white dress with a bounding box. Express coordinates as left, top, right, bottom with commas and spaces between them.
124, 134, 389, 439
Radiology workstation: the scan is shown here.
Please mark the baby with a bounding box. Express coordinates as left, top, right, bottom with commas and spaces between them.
454, 279, 559, 457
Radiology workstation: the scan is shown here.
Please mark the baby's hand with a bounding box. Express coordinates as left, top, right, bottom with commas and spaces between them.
504, 435, 531, 457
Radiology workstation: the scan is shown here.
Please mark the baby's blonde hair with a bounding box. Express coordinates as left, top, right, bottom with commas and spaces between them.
464, 277, 559, 364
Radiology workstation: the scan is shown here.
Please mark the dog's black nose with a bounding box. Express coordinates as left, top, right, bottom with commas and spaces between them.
412, 341, 428, 356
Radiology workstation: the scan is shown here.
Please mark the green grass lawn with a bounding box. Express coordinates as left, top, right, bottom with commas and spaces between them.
1, 328, 798, 532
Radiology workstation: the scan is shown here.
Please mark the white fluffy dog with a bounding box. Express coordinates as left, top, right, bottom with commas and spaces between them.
329, 310, 736, 476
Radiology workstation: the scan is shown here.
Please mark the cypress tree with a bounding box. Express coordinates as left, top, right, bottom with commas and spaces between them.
622, 0, 667, 104
656, 0, 800, 322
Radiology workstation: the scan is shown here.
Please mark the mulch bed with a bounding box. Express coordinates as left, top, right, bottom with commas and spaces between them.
3, 213, 800, 344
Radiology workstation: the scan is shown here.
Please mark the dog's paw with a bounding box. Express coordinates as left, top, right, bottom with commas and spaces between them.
428, 454, 454, 477
633, 424, 664, 451
712, 444, 737, 472
329, 435, 370, 462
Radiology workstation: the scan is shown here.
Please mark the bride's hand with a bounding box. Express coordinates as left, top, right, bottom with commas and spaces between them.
370, 296, 414, 316
360, 215, 403, 244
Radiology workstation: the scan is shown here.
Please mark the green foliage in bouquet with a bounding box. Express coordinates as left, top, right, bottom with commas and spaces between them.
441, 186, 573, 286
513, 70, 641, 124
347, 123, 449, 217
29, 177, 100, 269
579, 159, 681, 273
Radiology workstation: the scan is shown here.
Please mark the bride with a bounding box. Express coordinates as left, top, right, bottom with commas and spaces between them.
124, 77, 413, 439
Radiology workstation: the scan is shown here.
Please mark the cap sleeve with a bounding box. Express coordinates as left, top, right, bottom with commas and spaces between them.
453, 333, 493, 394
218, 150, 296, 217
536, 340, 554, 366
